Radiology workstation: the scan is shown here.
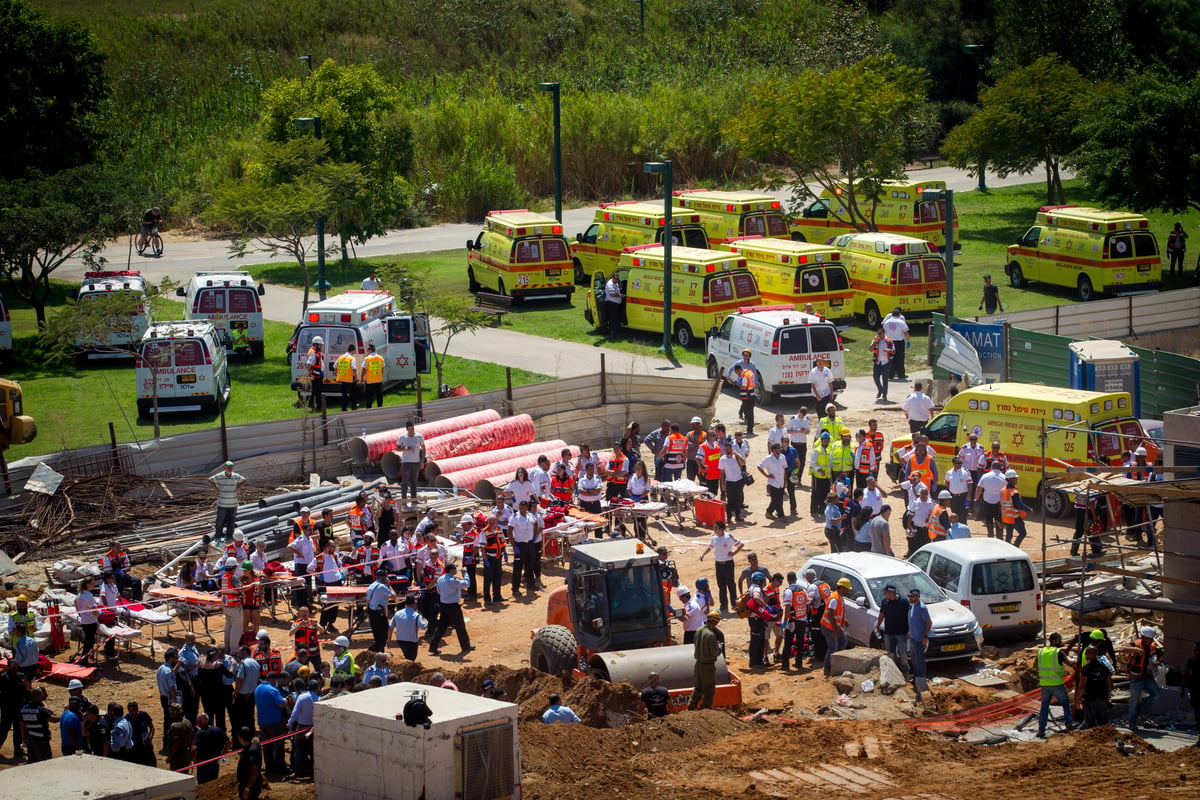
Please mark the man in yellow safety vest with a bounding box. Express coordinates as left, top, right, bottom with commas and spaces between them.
1036, 631, 1077, 738
360, 343, 386, 409
335, 345, 359, 412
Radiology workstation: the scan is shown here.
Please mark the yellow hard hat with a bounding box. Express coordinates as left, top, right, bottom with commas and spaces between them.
15, 595, 28, 603
840, 427, 851, 436
837, 578, 852, 590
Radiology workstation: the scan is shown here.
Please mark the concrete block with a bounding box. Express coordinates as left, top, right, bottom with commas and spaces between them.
878, 655, 906, 695
829, 647, 883, 675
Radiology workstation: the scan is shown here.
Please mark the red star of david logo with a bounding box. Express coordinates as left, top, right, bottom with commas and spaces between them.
1011, 432, 1025, 448
396, 355, 410, 368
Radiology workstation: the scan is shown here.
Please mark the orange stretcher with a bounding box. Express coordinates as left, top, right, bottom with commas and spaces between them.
147, 585, 222, 638
0, 657, 96, 684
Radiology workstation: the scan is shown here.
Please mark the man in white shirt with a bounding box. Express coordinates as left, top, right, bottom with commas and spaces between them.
807, 357, 835, 409
973, 461, 1009, 539
717, 439, 746, 525
677, 587, 705, 644
508, 501, 540, 594
881, 307, 910, 380
945, 455, 973, 521
785, 407, 811, 485
725, 349, 758, 381
287, 523, 317, 608
757, 442, 789, 520
765, 414, 789, 449
604, 273, 624, 339
906, 484, 935, 556
731, 430, 750, 460
698, 520, 743, 614
528, 455, 552, 501
396, 420, 425, 505
958, 432, 988, 487
360, 270, 381, 290
901, 381, 936, 434
861, 475, 885, 516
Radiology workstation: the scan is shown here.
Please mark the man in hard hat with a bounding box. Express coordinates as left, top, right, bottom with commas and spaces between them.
744, 572, 772, 668
6, 595, 36, 650
330, 636, 358, 680
1036, 632, 1077, 738
1000, 470, 1034, 547
1126, 446, 1155, 547
928, 491, 953, 542
687, 611, 722, 710
303, 335, 325, 410
1122, 626, 1162, 734
809, 430, 834, 518
218, 557, 244, 651
208, 461, 245, 543
820, 578, 853, 677
678, 587, 704, 645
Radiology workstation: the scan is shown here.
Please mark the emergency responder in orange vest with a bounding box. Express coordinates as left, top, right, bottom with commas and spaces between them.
697, 430, 724, 495
100, 539, 143, 601
290, 606, 323, 672
303, 336, 324, 410
604, 437, 630, 500
549, 462, 575, 504
335, 344, 359, 412
820, 577, 852, 677
732, 364, 757, 434
853, 429, 878, 490
1123, 626, 1162, 734
241, 560, 262, 634
658, 423, 690, 482
1000, 470, 1033, 547
928, 491, 952, 541
350, 533, 382, 585
359, 342, 386, 409
902, 441, 939, 492
219, 557, 244, 651
252, 630, 283, 678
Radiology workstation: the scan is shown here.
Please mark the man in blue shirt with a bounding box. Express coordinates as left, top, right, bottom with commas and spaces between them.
155, 648, 179, 753
232, 645, 261, 740
365, 574, 396, 653
391, 595, 428, 661
362, 652, 393, 686
541, 693, 581, 724
59, 696, 84, 755
429, 563, 472, 656
254, 673, 289, 777
906, 589, 933, 685
178, 632, 202, 721
288, 679, 321, 778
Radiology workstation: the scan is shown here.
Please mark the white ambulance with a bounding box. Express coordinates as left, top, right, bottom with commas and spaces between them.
288, 290, 431, 397
74, 270, 152, 363
176, 271, 267, 358
135, 321, 229, 418
705, 306, 846, 403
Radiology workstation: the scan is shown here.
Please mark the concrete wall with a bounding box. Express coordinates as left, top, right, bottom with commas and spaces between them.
1161, 406, 1200, 661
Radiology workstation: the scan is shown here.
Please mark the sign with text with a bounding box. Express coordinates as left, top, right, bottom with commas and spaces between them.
950, 322, 1005, 382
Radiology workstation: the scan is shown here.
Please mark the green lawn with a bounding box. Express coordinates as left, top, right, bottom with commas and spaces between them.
4, 285, 547, 459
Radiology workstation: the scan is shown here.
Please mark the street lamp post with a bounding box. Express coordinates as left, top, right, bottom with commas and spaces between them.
295, 115, 330, 301
299, 54, 313, 75
922, 189, 956, 318
630, 0, 644, 34
643, 161, 673, 359
538, 82, 563, 223
963, 44, 986, 192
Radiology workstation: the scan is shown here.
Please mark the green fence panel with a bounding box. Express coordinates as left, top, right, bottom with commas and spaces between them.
1007, 328, 1072, 388
1127, 347, 1200, 418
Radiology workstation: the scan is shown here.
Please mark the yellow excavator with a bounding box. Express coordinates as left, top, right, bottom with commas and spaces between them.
0, 379, 36, 450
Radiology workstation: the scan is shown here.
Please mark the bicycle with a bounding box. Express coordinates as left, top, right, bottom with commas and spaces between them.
136, 227, 163, 257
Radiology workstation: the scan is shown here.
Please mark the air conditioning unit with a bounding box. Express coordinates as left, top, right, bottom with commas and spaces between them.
314, 682, 521, 800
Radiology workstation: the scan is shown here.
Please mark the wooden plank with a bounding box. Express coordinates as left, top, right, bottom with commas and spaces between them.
1083, 563, 1195, 588
806, 766, 867, 792
822, 764, 885, 787
842, 765, 896, 786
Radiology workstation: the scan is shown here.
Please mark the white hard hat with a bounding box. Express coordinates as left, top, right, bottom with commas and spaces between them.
233, 529, 245, 542
299, 506, 311, 513
1134, 446, 1148, 456
938, 490, 952, 500
334, 636, 350, 648
676, 586, 691, 598
826, 403, 836, 412
690, 416, 702, 424
1140, 626, 1156, 639
312, 336, 324, 345
256, 629, 269, 640
224, 556, 238, 568
1004, 469, 1018, 480
68, 679, 84, 690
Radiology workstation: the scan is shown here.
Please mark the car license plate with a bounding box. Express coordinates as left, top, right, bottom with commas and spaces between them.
546, 268, 561, 277
926, 289, 942, 299
941, 642, 966, 652
1137, 264, 1151, 272
990, 603, 1020, 614
177, 374, 197, 384
830, 298, 844, 307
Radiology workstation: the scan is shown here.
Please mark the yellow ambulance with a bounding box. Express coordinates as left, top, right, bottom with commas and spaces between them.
789, 179, 958, 249
1004, 205, 1162, 301
569, 201, 709, 286
466, 209, 574, 301
671, 190, 789, 246
832, 232, 946, 328
885, 383, 1159, 516
583, 244, 761, 347
718, 236, 854, 323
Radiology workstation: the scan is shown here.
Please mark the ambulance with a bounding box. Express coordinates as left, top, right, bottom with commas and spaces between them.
583, 245, 761, 348
706, 306, 846, 403
671, 190, 789, 246
885, 383, 1159, 516
73, 270, 152, 363
176, 271, 267, 358
570, 201, 709, 285
789, 179, 958, 249
288, 290, 430, 395
466, 209, 574, 300
718, 236, 854, 323
135, 321, 229, 418
832, 232, 946, 328
1004, 206, 1162, 301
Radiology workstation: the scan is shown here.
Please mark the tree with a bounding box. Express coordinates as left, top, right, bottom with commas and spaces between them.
725, 55, 932, 230
1073, 70, 1200, 214
205, 138, 366, 310
0, 165, 131, 326
941, 56, 1092, 205
0, 0, 108, 180
991, 0, 1125, 81
258, 59, 416, 262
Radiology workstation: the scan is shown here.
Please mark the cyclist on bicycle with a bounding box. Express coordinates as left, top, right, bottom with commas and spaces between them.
138, 206, 162, 252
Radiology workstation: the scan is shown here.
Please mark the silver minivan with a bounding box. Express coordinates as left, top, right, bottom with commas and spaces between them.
909, 538, 1041, 641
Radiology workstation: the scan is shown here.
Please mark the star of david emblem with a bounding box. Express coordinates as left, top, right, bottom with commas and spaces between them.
397, 355, 410, 368
1011, 432, 1025, 448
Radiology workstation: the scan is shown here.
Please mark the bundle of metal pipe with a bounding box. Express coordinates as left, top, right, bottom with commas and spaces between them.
434, 445, 581, 493
424, 440, 568, 481
379, 414, 537, 480
347, 410, 501, 464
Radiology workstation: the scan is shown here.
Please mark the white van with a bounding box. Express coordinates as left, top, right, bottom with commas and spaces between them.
909, 538, 1041, 641
74, 270, 151, 363
135, 321, 230, 418
705, 306, 846, 403
176, 271, 267, 358
288, 290, 431, 396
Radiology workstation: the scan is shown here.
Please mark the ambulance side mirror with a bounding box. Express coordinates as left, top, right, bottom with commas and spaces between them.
257, 284, 267, 296
576, 232, 584, 243
465, 239, 475, 251
175, 287, 186, 297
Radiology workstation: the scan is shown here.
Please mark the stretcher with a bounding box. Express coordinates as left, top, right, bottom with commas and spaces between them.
652, 479, 708, 526
321, 583, 418, 636
0, 656, 96, 684
146, 585, 222, 640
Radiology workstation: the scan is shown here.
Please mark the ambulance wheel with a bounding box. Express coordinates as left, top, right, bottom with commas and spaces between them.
530, 624, 577, 675
251, 341, 264, 359
675, 321, 694, 348
706, 357, 721, 379
498, 279, 508, 298
791, 231, 808, 243
864, 301, 882, 329
137, 400, 151, 419
573, 258, 585, 286
467, 267, 480, 293
757, 374, 772, 405
1009, 263, 1026, 288
1077, 275, 1095, 301
1041, 486, 1068, 518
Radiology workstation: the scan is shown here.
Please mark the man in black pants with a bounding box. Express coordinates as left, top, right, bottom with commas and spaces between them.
428, 564, 472, 655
